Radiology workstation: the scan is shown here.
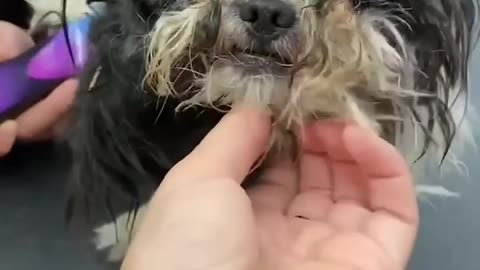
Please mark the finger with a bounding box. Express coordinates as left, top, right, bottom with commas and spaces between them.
344, 125, 409, 178
299, 152, 332, 192
135, 109, 268, 269
344, 125, 418, 224
301, 120, 352, 161
247, 159, 298, 213
286, 154, 333, 220
332, 164, 370, 207
0, 121, 17, 157
18, 110, 72, 142
15, 79, 78, 141
124, 108, 271, 270
301, 121, 369, 206
287, 121, 353, 220
125, 178, 258, 270
165, 107, 272, 185
0, 21, 34, 62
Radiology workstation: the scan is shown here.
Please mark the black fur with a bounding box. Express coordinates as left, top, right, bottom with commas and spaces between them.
65, 0, 224, 223
65, 0, 479, 233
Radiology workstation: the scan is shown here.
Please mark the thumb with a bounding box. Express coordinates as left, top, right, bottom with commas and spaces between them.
122, 178, 258, 270
164, 107, 272, 186
0, 121, 18, 157
121, 107, 270, 270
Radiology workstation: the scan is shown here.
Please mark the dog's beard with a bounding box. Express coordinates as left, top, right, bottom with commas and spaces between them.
141, 0, 423, 159
144, 0, 417, 118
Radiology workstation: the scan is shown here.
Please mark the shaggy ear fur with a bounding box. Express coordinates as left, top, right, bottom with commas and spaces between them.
380, 0, 480, 195
0, 0, 34, 29
388, 0, 478, 163
352, 0, 479, 192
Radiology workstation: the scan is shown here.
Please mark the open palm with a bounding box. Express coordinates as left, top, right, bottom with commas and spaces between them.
122, 113, 419, 270
247, 122, 419, 270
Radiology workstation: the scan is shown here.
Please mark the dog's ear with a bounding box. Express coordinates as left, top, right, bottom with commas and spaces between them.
64, 0, 210, 226
64, 48, 170, 226
65, 79, 147, 226
403, 0, 478, 93
397, 0, 479, 157
0, 0, 34, 30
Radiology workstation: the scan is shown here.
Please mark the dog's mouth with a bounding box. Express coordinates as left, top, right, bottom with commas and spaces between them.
217, 44, 293, 74
231, 43, 291, 63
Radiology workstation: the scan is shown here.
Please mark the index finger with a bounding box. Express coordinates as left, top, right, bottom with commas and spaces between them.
164, 107, 272, 185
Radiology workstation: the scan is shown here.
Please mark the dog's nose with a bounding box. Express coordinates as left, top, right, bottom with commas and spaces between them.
238, 0, 296, 37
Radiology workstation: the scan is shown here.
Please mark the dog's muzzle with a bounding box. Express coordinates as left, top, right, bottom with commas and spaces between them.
238, 0, 296, 41
221, 0, 298, 66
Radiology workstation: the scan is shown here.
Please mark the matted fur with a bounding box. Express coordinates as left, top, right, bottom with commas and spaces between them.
141, 0, 460, 161
62, 0, 480, 264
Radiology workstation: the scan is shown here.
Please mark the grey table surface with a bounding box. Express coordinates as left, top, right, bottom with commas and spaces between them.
1, 52, 480, 270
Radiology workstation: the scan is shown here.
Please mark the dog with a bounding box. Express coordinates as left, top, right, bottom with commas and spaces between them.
61, 0, 479, 263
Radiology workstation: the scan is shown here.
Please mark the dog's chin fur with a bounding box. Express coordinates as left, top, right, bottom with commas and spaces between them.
63, 0, 479, 263
144, 0, 409, 135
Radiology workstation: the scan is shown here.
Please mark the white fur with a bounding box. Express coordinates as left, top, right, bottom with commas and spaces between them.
94, 205, 148, 262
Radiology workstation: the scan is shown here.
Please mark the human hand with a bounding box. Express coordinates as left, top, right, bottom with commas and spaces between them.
246, 120, 419, 270
0, 21, 78, 157
121, 108, 419, 270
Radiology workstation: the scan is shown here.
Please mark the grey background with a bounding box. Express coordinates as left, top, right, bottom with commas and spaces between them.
0, 36, 479, 270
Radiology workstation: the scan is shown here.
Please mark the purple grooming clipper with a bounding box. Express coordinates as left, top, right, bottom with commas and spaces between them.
0, 6, 100, 122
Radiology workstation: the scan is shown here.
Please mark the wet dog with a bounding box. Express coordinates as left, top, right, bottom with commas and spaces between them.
64, 0, 479, 262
